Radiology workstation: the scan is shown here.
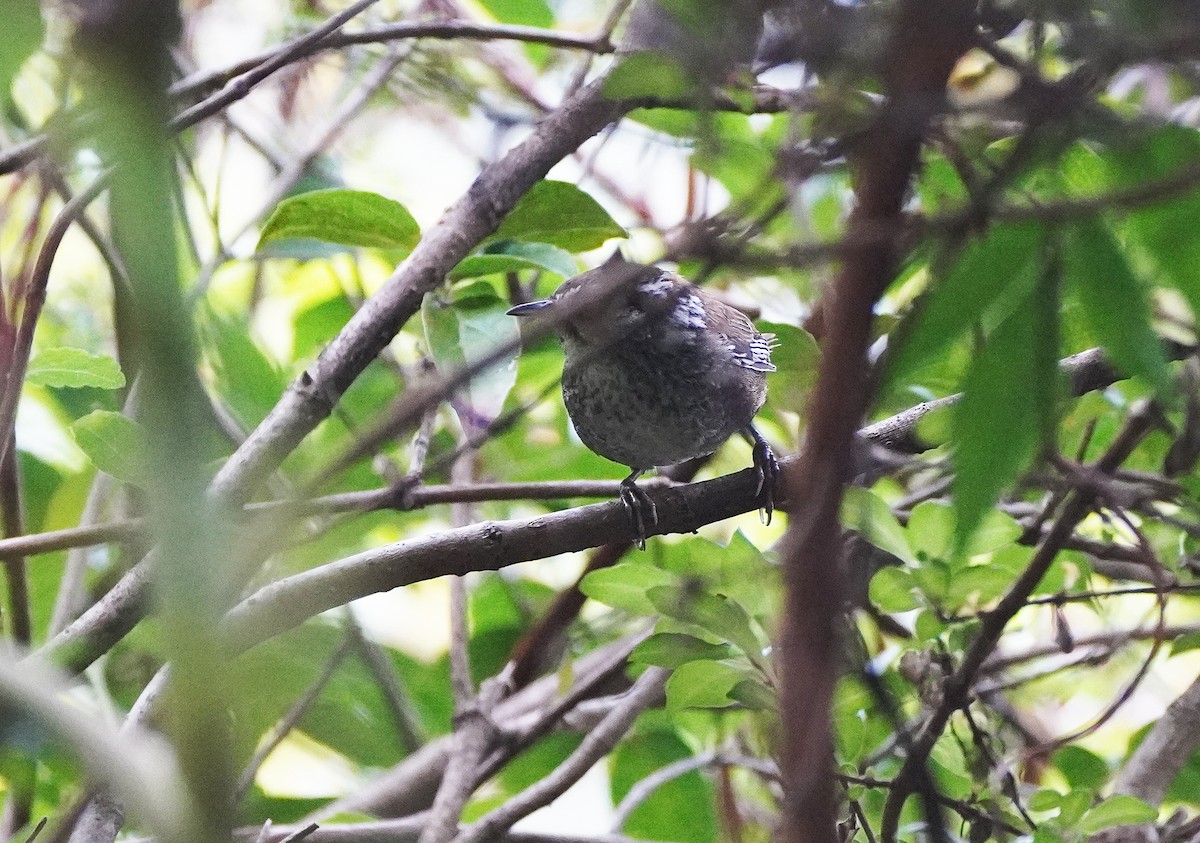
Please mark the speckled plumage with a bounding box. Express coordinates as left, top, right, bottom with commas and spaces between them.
508, 254, 781, 544
509, 253, 776, 472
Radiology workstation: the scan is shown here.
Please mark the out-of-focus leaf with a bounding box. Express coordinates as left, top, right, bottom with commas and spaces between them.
71, 411, 147, 487
450, 241, 577, 280
1058, 788, 1093, 826
580, 563, 678, 615
665, 660, 743, 711
1053, 745, 1110, 790
603, 52, 691, 100
1079, 795, 1157, 833
477, 0, 551, 26
491, 181, 626, 252
646, 586, 763, 661
909, 502, 1022, 563
421, 280, 520, 430
762, 322, 819, 415
882, 222, 1045, 395
1029, 789, 1062, 812
200, 309, 285, 429
727, 677, 775, 711
0, 0, 42, 101
257, 189, 420, 252
26, 348, 125, 389
1064, 219, 1171, 393
868, 567, 920, 612
952, 273, 1057, 555
633, 632, 734, 668
1101, 126, 1200, 317
611, 729, 718, 843
841, 487, 915, 564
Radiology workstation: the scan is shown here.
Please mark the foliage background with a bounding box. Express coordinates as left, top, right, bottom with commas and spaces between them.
3, 2, 1200, 843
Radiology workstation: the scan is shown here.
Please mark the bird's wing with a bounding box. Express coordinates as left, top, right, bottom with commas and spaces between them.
705, 294, 777, 373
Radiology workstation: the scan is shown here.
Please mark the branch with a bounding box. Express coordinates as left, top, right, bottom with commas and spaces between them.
879, 404, 1162, 840
775, 4, 975, 843
218, 464, 768, 656
448, 668, 669, 843
38, 71, 637, 675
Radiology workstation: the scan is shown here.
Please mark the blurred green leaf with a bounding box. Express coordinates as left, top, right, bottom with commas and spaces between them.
1029, 789, 1062, 812
1058, 788, 1093, 826
868, 567, 920, 612
257, 189, 420, 252
422, 280, 520, 428
841, 487, 915, 564
26, 348, 125, 390
1053, 745, 1110, 790
580, 563, 678, 615
451, 241, 578, 280
646, 586, 763, 661
727, 677, 775, 711
952, 272, 1057, 555
882, 222, 1045, 395
0, 0, 42, 102
665, 660, 742, 711
1101, 126, 1200, 317
603, 52, 691, 100
477, 0, 551, 26
1079, 795, 1157, 833
1064, 219, 1171, 394
70, 411, 146, 487
491, 181, 626, 251
611, 729, 718, 843
633, 632, 734, 668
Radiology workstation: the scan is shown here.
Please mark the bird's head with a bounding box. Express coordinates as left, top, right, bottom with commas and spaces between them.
506, 251, 695, 347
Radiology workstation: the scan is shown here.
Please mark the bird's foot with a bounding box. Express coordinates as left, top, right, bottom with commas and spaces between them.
750, 429, 780, 525
620, 475, 658, 550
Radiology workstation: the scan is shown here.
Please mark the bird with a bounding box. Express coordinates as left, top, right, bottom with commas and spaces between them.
507, 252, 780, 548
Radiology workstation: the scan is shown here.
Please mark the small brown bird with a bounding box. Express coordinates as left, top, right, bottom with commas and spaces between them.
507, 252, 779, 547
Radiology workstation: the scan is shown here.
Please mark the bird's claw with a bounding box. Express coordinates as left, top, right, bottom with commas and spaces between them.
751, 436, 780, 526
620, 479, 658, 550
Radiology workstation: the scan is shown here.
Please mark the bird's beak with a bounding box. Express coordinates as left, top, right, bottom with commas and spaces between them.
506, 300, 552, 316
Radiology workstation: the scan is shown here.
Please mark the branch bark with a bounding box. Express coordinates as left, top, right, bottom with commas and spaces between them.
774, 5, 974, 843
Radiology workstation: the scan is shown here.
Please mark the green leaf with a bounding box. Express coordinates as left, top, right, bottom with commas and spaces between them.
1053, 745, 1110, 790
841, 487, 915, 564
421, 281, 520, 428
910, 502, 1023, 563
477, 0, 551, 26
1064, 219, 1171, 393
665, 660, 743, 711
257, 189, 420, 252
1079, 795, 1157, 833
868, 567, 920, 613
71, 411, 147, 486
611, 729, 718, 843
1171, 631, 1200, 656
633, 633, 734, 668
450, 241, 578, 280
26, 348, 125, 389
580, 563, 678, 615
727, 677, 775, 711
603, 52, 691, 100
1029, 789, 1062, 812
762, 322, 819, 416
646, 586, 763, 661
908, 501, 953, 561
0, 0, 43, 102
882, 222, 1046, 395
952, 272, 1057, 556
1057, 788, 1093, 826
1101, 126, 1200, 318
491, 181, 626, 252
